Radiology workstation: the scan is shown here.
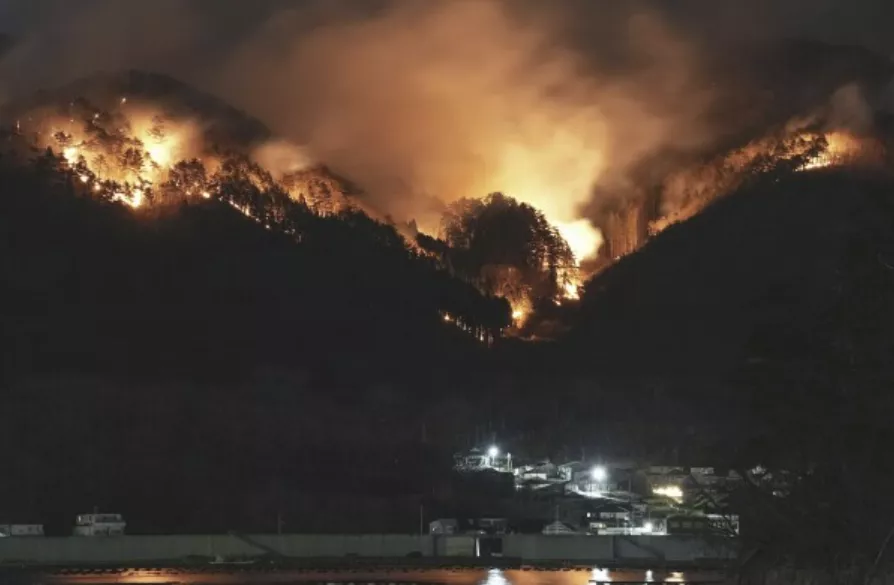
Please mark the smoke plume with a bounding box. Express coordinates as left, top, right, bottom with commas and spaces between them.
0, 0, 889, 259
214, 0, 722, 259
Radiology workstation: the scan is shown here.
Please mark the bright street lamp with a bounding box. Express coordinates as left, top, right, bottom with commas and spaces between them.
591, 465, 607, 482
488, 445, 499, 459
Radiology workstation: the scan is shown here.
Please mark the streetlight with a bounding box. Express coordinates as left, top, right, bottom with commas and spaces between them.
591, 466, 607, 482
488, 445, 499, 459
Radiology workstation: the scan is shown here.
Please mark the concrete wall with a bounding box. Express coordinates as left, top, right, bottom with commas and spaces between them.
0, 534, 434, 564
503, 535, 738, 563
504, 535, 614, 561
0, 534, 735, 565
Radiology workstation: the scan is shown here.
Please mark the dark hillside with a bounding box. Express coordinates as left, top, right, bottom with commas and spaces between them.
0, 151, 508, 532
568, 169, 894, 380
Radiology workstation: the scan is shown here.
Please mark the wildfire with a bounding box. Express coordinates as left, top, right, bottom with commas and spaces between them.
509, 297, 533, 328
18, 98, 591, 344
16, 103, 213, 210
553, 219, 603, 264
562, 280, 580, 301
145, 142, 173, 168
648, 129, 873, 238
799, 131, 863, 171
63, 147, 79, 165
111, 190, 143, 208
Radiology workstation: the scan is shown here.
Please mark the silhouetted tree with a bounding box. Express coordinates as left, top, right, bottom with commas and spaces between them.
441, 192, 576, 304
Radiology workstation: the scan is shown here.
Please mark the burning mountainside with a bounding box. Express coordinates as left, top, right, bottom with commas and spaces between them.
4, 88, 355, 218
3, 47, 888, 343
0, 71, 592, 339
648, 128, 886, 236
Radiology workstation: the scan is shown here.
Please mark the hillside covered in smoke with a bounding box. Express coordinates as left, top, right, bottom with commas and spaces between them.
3, 0, 894, 539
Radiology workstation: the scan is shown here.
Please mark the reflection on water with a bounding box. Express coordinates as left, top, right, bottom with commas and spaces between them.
484, 569, 510, 585
42, 567, 721, 585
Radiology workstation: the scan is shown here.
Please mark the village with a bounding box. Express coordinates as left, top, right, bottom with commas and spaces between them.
436, 446, 761, 538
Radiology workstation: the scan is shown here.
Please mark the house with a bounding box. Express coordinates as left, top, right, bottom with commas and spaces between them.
583, 499, 635, 534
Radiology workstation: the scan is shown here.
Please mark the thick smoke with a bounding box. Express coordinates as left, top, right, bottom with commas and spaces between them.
215, 0, 720, 259
0, 0, 890, 259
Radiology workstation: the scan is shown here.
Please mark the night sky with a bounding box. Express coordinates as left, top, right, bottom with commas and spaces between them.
0, 0, 891, 62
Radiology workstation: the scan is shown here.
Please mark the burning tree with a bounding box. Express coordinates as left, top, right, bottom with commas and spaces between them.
440, 192, 576, 323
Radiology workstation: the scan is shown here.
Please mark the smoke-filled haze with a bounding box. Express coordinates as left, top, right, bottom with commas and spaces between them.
0, 0, 890, 259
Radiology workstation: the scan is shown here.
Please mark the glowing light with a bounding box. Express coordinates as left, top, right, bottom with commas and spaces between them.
554, 219, 603, 262
798, 132, 862, 171
591, 567, 611, 583
484, 128, 606, 262
591, 466, 607, 481
63, 147, 79, 164
508, 296, 532, 327
111, 190, 143, 209
643, 521, 654, 533
79, 174, 89, 184
557, 266, 582, 302
201, 191, 211, 199
145, 141, 173, 168
487, 445, 499, 459
653, 485, 683, 502
484, 569, 508, 585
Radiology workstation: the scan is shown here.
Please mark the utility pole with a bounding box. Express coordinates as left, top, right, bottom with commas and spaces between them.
419, 502, 424, 535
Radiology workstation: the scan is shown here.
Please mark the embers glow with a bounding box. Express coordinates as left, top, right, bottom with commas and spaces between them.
145, 141, 173, 168
509, 297, 533, 327
799, 131, 862, 171
111, 190, 143, 209
562, 281, 580, 300
30, 108, 205, 210
63, 147, 79, 164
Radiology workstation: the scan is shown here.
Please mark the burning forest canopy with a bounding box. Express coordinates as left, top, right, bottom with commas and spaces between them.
0, 71, 592, 339
1, 50, 893, 346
